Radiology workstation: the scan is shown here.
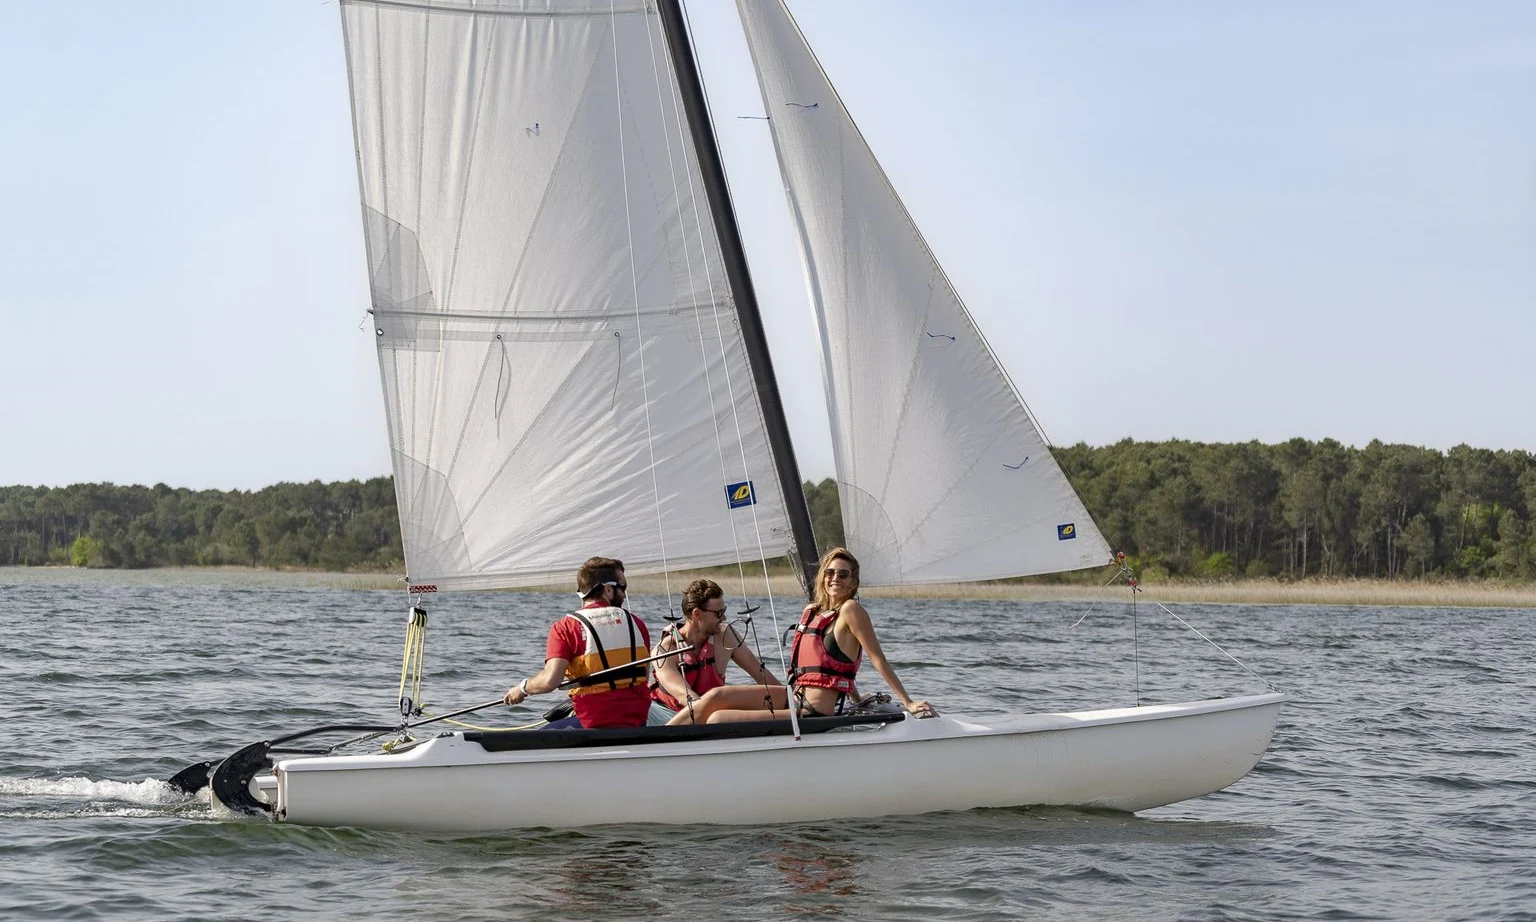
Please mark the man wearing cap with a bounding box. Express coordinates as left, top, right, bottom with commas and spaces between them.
502, 556, 652, 728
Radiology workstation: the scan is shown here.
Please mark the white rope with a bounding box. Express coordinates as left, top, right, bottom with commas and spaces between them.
1152, 601, 1281, 691
637, 9, 730, 619
610, 0, 674, 600
673, 1, 794, 685
629, 3, 798, 706
1068, 560, 1280, 694
643, 9, 758, 586
1069, 563, 1137, 628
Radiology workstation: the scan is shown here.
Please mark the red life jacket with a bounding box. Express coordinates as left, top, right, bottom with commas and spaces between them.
789, 603, 860, 693
649, 627, 726, 710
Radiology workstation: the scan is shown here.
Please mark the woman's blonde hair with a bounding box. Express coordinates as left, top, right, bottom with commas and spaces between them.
812, 546, 860, 612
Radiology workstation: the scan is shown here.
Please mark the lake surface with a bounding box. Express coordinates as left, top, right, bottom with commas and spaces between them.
1, 568, 1530, 921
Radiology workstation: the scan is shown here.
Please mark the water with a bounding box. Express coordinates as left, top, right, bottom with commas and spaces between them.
1, 568, 1531, 921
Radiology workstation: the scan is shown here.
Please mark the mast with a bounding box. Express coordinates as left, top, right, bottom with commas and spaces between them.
657, 0, 820, 597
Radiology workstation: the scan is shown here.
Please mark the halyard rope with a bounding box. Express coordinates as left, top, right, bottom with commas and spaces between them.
645, 2, 791, 685
611, 0, 675, 602
682, 0, 792, 684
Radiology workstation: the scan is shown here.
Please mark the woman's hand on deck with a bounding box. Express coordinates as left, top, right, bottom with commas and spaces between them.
904, 698, 937, 718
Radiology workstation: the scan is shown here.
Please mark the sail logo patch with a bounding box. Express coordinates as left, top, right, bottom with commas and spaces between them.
726, 481, 757, 509
1057, 523, 1076, 541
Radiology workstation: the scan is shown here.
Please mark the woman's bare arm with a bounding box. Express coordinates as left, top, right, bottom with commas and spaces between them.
839, 600, 933, 715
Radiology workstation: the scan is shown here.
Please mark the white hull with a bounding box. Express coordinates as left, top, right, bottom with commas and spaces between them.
256, 693, 1284, 832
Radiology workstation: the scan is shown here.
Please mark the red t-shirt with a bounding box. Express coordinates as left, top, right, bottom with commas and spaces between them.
546, 604, 652, 728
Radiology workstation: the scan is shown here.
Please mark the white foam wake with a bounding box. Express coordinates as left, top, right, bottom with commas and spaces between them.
0, 775, 190, 805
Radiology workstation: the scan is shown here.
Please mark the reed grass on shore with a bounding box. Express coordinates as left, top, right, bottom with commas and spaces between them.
5, 566, 1534, 608
622, 573, 1536, 608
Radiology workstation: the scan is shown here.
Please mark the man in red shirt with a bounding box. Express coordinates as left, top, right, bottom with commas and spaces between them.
502, 556, 652, 728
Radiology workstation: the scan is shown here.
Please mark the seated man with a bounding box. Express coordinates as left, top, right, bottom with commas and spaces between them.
647, 578, 782, 725
668, 547, 934, 725
502, 556, 651, 729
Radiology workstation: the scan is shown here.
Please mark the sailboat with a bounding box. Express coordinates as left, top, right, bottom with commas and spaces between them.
193, 0, 1283, 831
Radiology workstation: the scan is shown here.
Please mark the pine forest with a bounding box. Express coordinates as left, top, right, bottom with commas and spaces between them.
2, 438, 1533, 582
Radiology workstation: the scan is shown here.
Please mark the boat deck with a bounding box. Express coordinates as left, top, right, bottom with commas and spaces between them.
463, 712, 905, 752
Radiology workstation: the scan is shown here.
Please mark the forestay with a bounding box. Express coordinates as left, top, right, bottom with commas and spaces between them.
340, 0, 793, 591
737, 0, 1112, 584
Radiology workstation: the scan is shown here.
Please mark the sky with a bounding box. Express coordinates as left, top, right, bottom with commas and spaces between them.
3, 1, 1533, 491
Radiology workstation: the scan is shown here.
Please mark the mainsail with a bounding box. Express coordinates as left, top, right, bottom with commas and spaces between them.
737, 1, 1113, 584
340, 0, 795, 591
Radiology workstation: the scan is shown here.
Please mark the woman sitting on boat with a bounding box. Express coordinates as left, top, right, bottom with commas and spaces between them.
647, 578, 782, 725
666, 547, 934, 724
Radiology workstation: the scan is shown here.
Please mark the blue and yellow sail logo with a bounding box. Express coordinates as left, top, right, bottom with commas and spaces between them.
1057, 523, 1076, 541
726, 481, 757, 509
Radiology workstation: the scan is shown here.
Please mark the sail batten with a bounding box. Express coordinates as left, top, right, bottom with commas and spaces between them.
737, 1, 1113, 584
342, 0, 795, 591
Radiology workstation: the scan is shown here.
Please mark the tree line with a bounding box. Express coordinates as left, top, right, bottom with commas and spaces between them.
0, 479, 402, 571
3, 437, 1534, 580
1050, 438, 1536, 581
808, 437, 1536, 581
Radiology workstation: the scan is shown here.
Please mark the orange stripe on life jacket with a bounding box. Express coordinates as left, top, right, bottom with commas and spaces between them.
564, 607, 648, 697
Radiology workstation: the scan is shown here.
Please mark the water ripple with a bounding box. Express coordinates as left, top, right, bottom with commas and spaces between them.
0, 572, 1531, 921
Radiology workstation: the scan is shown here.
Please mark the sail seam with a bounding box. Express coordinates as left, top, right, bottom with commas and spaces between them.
611, 0, 675, 586
872, 266, 938, 513
410, 6, 433, 572
418, 13, 499, 522
436, 17, 496, 320
452, 337, 609, 533
439, 338, 508, 499
413, 8, 430, 269
355, 4, 424, 581
493, 31, 612, 317
379, 300, 731, 323
343, 0, 649, 18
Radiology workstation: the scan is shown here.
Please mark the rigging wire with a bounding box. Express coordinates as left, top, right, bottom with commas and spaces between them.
1151, 601, 1281, 692
638, 4, 734, 621
610, 0, 675, 607
638, 2, 794, 694
643, 14, 745, 566
1069, 556, 1139, 629
1132, 572, 1142, 704
672, 0, 795, 687
1073, 552, 1281, 702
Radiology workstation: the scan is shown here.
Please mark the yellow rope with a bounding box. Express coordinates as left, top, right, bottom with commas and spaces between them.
396, 606, 429, 711
440, 717, 549, 732
391, 603, 553, 735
